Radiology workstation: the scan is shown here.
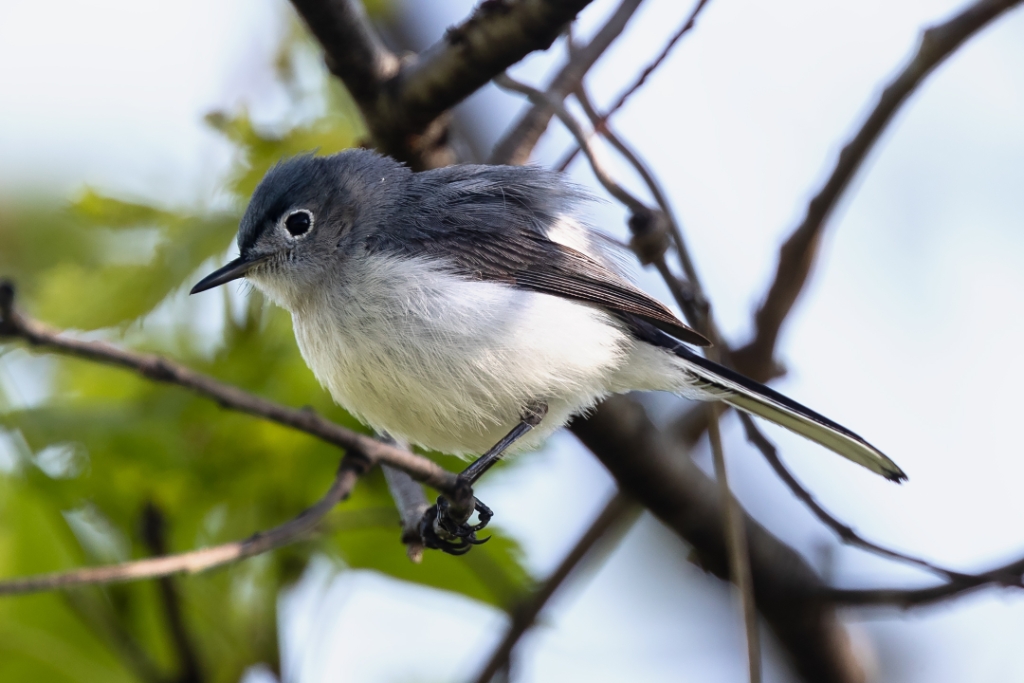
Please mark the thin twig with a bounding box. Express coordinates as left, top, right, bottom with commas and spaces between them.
0, 456, 368, 596
737, 413, 971, 581
495, 73, 703, 323
489, 0, 644, 165
573, 85, 709, 326
734, 415, 1024, 607
571, 396, 867, 683
495, 75, 709, 332
140, 503, 205, 683
495, 73, 647, 214
497, 76, 763, 677
382, 464, 429, 563
573, 88, 693, 278
471, 492, 640, 683
708, 395, 760, 683
732, 0, 1024, 376
830, 553, 1024, 608
379, 433, 429, 562
0, 281, 456, 495
557, 0, 713, 170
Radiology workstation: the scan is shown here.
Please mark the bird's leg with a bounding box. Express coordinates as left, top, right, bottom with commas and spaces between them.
460, 402, 548, 485
419, 402, 548, 555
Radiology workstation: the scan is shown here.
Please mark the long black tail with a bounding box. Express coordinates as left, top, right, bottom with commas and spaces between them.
632, 319, 907, 482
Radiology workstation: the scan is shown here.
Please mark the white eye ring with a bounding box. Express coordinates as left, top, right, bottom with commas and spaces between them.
282, 209, 314, 239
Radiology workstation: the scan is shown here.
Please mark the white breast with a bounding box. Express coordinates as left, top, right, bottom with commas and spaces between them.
287, 254, 684, 456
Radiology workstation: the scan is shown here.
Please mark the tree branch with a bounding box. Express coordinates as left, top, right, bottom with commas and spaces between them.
0, 281, 456, 495
0, 456, 369, 596
289, 0, 598, 166
289, 0, 399, 104
382, 464, 429, 563
488, 0, 643, 166
557, 0, 713, 170
570, 396, 867, 683
708, 403, 761, 683
664, 0, 1024, 543
573, 85, 710, 327
732, 0, 1024, 377
737, 414, 971, 581
494, 74, 647, 214
495, 78, 768, 678
830, 553, 1024, 608
471, 491, 640, 683
732, 414, 1024, 611
396, 0, 594, 136
140, 503, 205, 683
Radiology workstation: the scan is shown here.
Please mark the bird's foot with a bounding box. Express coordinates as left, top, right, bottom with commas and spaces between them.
418, 492, 493, 556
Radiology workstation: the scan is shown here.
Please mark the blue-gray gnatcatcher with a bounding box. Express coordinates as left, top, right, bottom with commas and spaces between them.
191, 149, 905, 552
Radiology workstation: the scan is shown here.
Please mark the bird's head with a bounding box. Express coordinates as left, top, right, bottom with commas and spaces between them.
190, 149, 408, 309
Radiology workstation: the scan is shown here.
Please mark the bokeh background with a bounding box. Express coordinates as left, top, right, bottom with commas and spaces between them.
1, 0, 1023, 681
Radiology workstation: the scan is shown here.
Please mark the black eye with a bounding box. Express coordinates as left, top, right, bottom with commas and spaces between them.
284, 210, 312, 237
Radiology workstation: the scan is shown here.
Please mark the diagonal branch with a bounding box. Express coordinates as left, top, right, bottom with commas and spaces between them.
497, 76, 760, 677
737, 413, 972, 581
495, 73, 647, 214
395, 0, 595, 137
573, 85, 709, 324
289, 0, 598, 166
732, 0, 1024, 377
0, 281, 456, 494
830, 553, 1024, 608
140, 503, 205, 683
708, 402, 761, 683
382, 464, 430, 563
557, 0, 713, 171
570, 396, 867, 683
0, 455, 369, 596
488, 0, 644, 166
471, 491, 640, 683
288, 0, 399, 104
732, 416, 1024, 610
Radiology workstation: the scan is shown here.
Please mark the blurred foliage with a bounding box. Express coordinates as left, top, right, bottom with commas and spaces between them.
0, 15, 531, 683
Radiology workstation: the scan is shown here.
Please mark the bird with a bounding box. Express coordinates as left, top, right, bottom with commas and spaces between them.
191, 149, 905, 552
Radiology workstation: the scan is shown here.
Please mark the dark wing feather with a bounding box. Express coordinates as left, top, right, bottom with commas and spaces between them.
369, 165, 711, 347
509, 241, 710, 346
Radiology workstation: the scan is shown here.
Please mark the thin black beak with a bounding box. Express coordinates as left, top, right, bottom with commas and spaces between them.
190, 255, 268, 295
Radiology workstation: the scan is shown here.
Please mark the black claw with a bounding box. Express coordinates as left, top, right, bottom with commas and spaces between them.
418, 495, 494, 555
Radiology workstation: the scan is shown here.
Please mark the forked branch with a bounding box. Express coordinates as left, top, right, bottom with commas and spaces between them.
488, 0, 644, 166
289, 0, 599, 166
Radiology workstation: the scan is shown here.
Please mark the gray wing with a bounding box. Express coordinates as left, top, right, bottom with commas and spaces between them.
368, 164, 711, 347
